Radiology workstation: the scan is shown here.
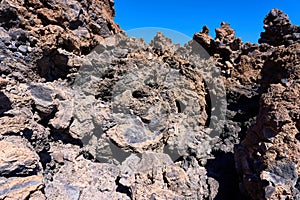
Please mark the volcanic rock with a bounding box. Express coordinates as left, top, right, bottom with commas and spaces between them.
259, 8, 300, 46
0, 175, 44, 200
0, 1, 300, 199
0, 136, 41, 176
235, 43, 300, 199
234, 9, 300, 199
0, 0, 122, 81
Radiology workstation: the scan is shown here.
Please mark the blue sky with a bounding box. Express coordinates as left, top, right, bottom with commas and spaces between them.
114, 0, 300, 44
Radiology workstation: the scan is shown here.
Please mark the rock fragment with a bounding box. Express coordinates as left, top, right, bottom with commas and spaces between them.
0, 175, 44, 200
0, 136, 41, 176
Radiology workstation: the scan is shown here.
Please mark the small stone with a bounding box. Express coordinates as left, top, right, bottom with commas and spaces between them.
0, 77, 8, 87
27, 46, 33, 52
49, 100, 73, 130
52, 152, 64, 164
0, 92, 11, 114
265, 185, 275, 198
293, 33, 300, 39
263, 127, 276, 138
14, 51, 23, 58
225, 61, 234, 69
8, 44, 17, 51
28, 83, 55, 115
18, 45, 28, 53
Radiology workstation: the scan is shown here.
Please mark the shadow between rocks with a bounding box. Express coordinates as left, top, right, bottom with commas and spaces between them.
0, 91, 11, 115
205, 152, 249, 200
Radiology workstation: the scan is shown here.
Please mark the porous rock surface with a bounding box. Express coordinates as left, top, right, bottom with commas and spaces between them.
195, 8, 300, 199
235, 34, 300, 200
0, 1, 299, 200
0, 0, 121, 82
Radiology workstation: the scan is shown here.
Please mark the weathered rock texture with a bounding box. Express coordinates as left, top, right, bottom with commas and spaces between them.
0, 0, 121, 199
0, 0, 122, 82
0, 1, 299, 199
259, 8, 300, 46
192, 8, 300, 200
234, 10, 300, 200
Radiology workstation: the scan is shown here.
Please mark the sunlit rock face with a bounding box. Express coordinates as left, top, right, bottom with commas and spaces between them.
0, 1, 300, 199
235, 9, 300, 200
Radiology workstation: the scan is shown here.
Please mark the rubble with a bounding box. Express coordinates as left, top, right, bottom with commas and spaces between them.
0, 1, 299, 199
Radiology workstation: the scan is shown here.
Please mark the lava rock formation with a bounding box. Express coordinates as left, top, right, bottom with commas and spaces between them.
0, 1, 299, 199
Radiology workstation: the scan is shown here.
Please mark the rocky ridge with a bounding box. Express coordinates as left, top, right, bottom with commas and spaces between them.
0, 1, 299, 200
195, 8, 300, 199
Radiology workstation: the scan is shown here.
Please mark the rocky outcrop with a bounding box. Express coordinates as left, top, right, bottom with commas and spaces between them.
0, 136, 41, 176
259, 8, 300, 46
0, 136, 44, 199
44, 142, 131, 200
0, 0, 122, 199
235, 42, 300, 199
234, 10, 300, 200
0, 0, 122, 81
0, 1, 299, 199
193, 8, 300, 199
0, 175, 44, 200
55, 33, 229, 199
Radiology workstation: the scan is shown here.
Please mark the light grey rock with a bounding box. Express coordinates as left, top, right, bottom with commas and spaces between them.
0, 136, 41, 176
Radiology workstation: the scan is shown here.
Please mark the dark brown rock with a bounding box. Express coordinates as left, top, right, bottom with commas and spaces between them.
192, 9, 300, 199
0, 91, 11, 115
259, 8, 300, 46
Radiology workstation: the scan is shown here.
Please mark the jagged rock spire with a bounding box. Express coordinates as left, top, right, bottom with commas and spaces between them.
259, 8, 300, 46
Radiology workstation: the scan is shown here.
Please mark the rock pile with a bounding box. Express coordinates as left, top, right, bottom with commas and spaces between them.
0, 1, 299, 199
259, 8, 300, 46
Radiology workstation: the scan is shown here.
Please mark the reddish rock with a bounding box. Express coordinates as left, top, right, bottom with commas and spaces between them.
235, 43, 300, 199
0, 0, 122, 81
235, 23, 300, 200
